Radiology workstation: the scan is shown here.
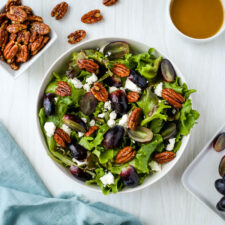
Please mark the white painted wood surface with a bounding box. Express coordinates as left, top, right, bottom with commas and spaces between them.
0, 0, 225, 224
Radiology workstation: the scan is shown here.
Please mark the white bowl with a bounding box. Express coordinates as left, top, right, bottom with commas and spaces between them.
0, 6, 57, 79
36, 37, 191, 193
167, 0, 225, 43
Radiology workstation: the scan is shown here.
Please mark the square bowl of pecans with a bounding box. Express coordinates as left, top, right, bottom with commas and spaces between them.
0, 0, 57, 79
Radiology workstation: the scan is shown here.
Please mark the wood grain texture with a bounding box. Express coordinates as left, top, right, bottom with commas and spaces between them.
0, 0, 225, 224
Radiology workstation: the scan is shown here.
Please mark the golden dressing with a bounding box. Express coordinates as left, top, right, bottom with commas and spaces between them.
170, 0, 224, 39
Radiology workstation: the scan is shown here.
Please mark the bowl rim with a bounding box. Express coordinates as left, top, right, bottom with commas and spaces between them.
35, 37, 191, 194
167, 0, 225, 42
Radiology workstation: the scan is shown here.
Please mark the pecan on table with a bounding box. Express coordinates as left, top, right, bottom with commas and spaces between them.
81, 9, 103, 24
103, 0, 118, 6
68, 30, 86, 44
51, 2, 68, 20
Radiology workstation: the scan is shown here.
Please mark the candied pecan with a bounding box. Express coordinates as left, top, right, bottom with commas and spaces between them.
30, 35, 43, 52
6, 6, 27, 23
3, 40, 18, 61
31, 36, 49, 55
85, 126, 99, 137
127, 92, 140, 103
16, 44, 28, 62
7, 23, 27, 33
78, 59, 99, 74
17, 30, 30, 44
91, 83, 108, 102
32, 22, 50, 35
115, 146, 136, 164
29, 29, 37, 43
6, 0, 21, 12
112, 63, 130, 77
27, 15, 43, 22
68, 30, 86, 44
18, 5, 33, 15
55, 81, 71, 97
51, 2, 68, 20
0, 26, 9, 50
103, 0, 118, 6
10, 62, 19, 70
154, 151, 176, 164
81, 9, 103, 24
128, 107, 142, 130
54, 128, 71, 148
9, 33, 17, 41
161, 88, 185, 108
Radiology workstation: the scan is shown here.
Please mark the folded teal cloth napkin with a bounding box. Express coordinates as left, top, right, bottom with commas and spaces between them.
0, 122, 142, 225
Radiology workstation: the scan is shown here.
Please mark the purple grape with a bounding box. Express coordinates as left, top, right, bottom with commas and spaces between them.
160, 59, 176, 83
103, 126, 124, 149
70, 165, 92, 181
219, 156, 225, 177
80, 92, 98, 115
215, 179, 225, 195
213, 133, 225, 152
69, 143, 87, 160
217, 197, 225, 211
120, 165, 139, 187
106, 75, 122, 88
128, 70, 147, 88
43, 93, 55, 116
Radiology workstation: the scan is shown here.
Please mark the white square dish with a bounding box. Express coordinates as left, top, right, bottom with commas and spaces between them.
0, 6, 57, 79
182, 124, 225, 222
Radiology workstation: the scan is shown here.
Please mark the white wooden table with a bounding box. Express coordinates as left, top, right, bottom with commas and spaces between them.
1, 0, 225, 224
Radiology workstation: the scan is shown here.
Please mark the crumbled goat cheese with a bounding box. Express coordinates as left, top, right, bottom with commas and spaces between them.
78, 132, 84, 138
107, 119, 116, 127
100, 172, 114, 187
104, 101, 112, 111
81, 117, 87, 123
83, 83, 90, 92
166, 138, 176, 151
44, 122, 56, 137
109, 86, 118, 93
70, 78, 83, 89
72, 158, 86, 166
154, 82, 163, 97
149, 160, 161, 172
125, 79, 141, 93
109, 111, 117, 120
118, 114, 129, 128
54, 97, 58, 102
61, 124, 71, 135
86, 74, 98, 84
172, 109, 176, 114
98, 113, 106, 118
89, 119, 95, 126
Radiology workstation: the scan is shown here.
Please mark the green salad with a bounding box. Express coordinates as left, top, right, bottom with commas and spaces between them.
38, 41, 199, 194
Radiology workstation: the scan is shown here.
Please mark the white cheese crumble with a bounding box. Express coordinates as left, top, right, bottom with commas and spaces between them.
125, 79, 141, 93
149, 160, 161, 172
107, 119, 116, 127
54, 97, 58, 102
109, 86, 118, 93
72, 158, 86, 166
100, 172, 114, 187
81, 117, 87, 123
154, 82, 163, 97
61, 124, 71, 135
86, 74, 98, 84
118, 114, 129, 128
89, 119, 95, 126
98, 113, 106, 118
70, 78, 83, 89
104, 101, 111, 111
44, 122, 56, 137
166, 138, 176, 151
83, 83, 90, 92
78, 132, 84, 138
109, 111, 117, 120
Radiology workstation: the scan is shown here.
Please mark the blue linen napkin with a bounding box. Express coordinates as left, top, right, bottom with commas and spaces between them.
0, 122, 143, 225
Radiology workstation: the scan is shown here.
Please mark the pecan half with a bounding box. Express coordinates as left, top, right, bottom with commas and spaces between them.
54, 127, 71, 148
91, 83, 108, 102
32, 22, 50, 35
3, 40, 18, 61
27, 15, 43, 22
17, 30, 30, 44
30, 35, 43, 52
161, 88, 185, 108
103, 0, 118, 6
9, 33, 17, 41
55, 81, 71, 97
115, 146, 136, 164
78, 59, 99, 74
7, 24, 27, 33
31, 36, 49, 56
68, 30, 86, 44
6, 6, 27, 23
154, 151, 176, 164
10, 62, 19, 70
112, 63, 130, 77
127, 92, 140, 103
0, 26, 9, 50
51, 2, 68, 20
16, 44, 28, 62
6, 0, 22, 12
128, 108, 142, 131
29, 29, 37, 43
18, 5, 33, 15
81, 9, 103, 24
85, 126, 99, 137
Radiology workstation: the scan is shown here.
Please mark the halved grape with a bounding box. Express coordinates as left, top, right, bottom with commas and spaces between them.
120, 165, 139, 187
160, 59, 176, 83
69, 143, 87, 160
215, 179, 225, 195
217, 197, 225, 211
103, 41, 130, 59
213, 133, 225, 152
80, 92, 98, 115
128, 126, 153, 143
43, 93, 55, 116
128, 70, 147, 88
62, 114, 87, 132
219, 156, 225, 177
161, 123, 177, 140
70, 165, 92, 181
